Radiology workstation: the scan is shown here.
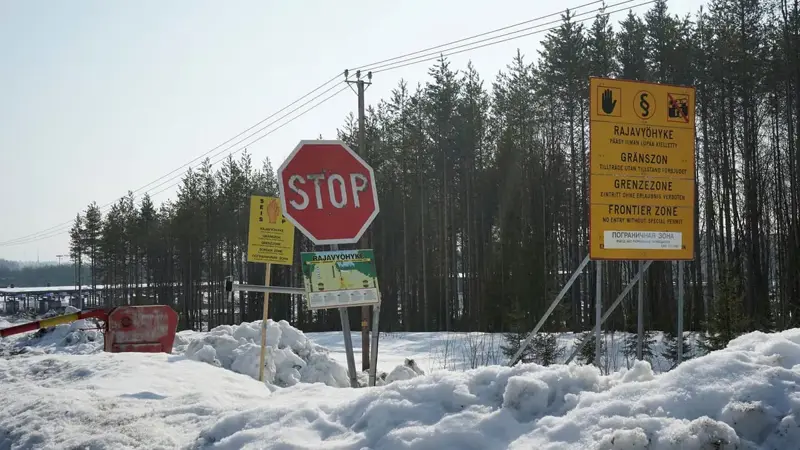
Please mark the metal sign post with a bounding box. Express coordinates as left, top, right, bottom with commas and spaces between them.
588, 76, 697, 371
594, 261, 603, 369
565, 260, 653, 364
636, 261, 647, 360
278, 139, 383, 388
332, 244, 359, 389
369, 303, 381, 386
677, 261, 685, 364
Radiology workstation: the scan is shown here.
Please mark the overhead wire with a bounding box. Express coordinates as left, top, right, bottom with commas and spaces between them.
0, 82, 350, 247
146, 84, 350, 200
348, 0, 606, 73
1, 0, 653, 248
125, 81, 349, 201
371, 0, 649, 74
0, 74, 344, 247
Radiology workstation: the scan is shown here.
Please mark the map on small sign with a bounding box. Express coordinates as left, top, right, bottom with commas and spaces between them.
246, 195, 295, 265
300, 249, 380, 309
589, 77, 696, 261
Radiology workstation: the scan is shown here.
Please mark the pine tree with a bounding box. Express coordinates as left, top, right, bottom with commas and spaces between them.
587, 4, 620, 77
501, 306, 534, 364
622, 330, 658, 365
83, 202, 103, 306
530, 333, 565, 366
617, 10, 649, 80
701, 264, 749, 353
661, 330, 692, 369
68, 214, 85, 308
575, 330, 606, 365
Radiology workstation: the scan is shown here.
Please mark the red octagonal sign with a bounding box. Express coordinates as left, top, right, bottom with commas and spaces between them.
278, 140, 379, 245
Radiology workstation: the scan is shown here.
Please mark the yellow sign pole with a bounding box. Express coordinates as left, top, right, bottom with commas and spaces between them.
258, 262, 271, 382
246, 195, 295, 384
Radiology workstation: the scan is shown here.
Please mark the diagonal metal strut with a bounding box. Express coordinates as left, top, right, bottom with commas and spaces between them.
508, 255, 591, 366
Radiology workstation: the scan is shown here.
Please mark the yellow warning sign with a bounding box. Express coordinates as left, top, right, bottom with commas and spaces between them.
590, 77, 696, 261
247, 195, 295, 265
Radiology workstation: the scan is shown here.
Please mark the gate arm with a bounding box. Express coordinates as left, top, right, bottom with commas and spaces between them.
0, 308, 108, 338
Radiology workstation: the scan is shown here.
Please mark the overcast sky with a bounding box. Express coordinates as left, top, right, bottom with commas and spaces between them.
0, 0, 704, 262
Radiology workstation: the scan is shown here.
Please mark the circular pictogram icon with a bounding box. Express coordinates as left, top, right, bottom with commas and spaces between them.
632, 90, 656, 120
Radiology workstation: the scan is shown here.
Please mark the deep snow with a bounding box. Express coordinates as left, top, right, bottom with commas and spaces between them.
0, 316, 413, 388
193, 330, 800, 449
2, 314, 800, 449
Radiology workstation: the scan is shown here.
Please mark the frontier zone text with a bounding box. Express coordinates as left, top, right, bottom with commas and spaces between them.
602, 204, 684, 226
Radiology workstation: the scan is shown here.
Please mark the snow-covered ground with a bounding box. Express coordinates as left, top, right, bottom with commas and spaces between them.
309, 330, 703, 375
2, 313, 800, 449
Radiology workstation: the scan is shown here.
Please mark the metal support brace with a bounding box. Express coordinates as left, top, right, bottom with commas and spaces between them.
565, 260, 653, 365
594, 261, 603, 368
339, 307, 359, 388
227, 283, 306, 296
508, 255, 591, 366
677, 261, 685, 365
636, 260, 646, 360
368, 304, 381, 387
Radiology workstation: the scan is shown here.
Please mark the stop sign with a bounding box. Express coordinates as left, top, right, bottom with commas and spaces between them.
278, 140, 379, 245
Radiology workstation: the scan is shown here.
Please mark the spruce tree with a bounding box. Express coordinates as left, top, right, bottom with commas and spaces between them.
68, 214, 85, 308
575, 330, 606, 365
501, 305, 534, 364
529, 333, 565, 366
83, 202, 103, 305
622, 330, 658, 365
701, 265, 749, 353
661, 331, 692, 369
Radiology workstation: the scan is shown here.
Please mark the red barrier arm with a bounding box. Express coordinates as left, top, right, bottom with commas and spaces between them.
0, 309, 108, 338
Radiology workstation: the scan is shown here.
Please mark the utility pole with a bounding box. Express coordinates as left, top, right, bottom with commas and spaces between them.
345, 69, 373, 372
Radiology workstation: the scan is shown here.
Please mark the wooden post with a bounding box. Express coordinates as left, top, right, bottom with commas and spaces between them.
258, 263, 272, 382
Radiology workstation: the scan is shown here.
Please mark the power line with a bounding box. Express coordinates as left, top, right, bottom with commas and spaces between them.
147, 84, 350, 200
0, 84, 350, 248
0, 74, 344, 247
124, 82, 348, 202
126, 73, 343, 198
372, 0, 648, 74
349, 0, 606, 73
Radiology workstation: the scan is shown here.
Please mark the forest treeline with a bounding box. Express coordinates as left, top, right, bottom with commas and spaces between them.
63, 0, 800, 347
0, 260, 86, 288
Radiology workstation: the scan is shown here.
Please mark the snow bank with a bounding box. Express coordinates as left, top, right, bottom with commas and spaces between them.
0, 352, 271, 449
183, 319, 359, 388
1, 313, 422, 389
194, 328, 800, 450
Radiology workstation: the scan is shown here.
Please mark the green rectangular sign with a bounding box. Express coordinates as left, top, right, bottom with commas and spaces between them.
300, 249, 381, 309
